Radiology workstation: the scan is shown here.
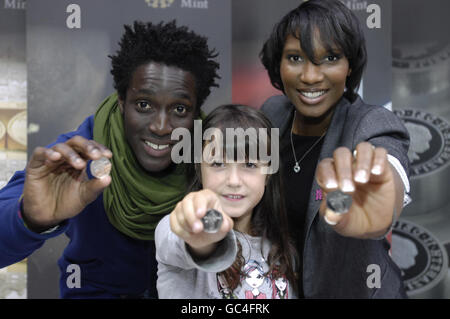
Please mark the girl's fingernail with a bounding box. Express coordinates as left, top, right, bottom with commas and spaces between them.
196, 208, 205, 217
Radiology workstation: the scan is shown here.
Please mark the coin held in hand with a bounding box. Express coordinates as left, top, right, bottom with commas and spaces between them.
326, 190, 352, 214
201, 209, 223, 233
89, 157, 112, 179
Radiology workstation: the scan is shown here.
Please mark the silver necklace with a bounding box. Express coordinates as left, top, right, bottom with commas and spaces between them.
290, 111, 327, 173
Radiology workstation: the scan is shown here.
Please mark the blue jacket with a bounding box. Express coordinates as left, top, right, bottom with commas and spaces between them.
0, 116, 158, 298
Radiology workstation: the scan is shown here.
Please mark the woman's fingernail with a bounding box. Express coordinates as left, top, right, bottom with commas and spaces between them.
324, 215, 338, 226
326, 180, 338, 189
342, 180, 355, 192
371, 165, 382, 175
354, 170, 368, 183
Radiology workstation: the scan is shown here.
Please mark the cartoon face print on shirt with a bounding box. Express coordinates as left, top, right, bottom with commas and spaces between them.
214, 256, 291, 299
271, 268, 289, 299
242, 259, 269, 299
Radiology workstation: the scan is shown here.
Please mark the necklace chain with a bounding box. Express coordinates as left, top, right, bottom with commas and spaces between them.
290, 111, 327, 173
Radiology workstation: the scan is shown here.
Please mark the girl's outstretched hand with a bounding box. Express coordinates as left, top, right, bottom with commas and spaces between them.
315, 142, 405, 239
169, 189, 234, 258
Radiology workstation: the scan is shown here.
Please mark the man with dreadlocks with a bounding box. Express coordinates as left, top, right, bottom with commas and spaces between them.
0, 20, 220, 298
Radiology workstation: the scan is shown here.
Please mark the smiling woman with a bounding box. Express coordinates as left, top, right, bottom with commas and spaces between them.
259, 0, 411, 298
280, 34, 351, 135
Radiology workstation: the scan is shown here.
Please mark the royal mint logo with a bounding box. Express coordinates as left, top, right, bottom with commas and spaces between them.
391, 220, 447, 295
393, 43, 450, 70
181, 0, 208, 9
341, 0, 369, 11
394, 109, 450, 177
145, 0, 208, 9
145, 0, 174, 8
4, 0, 25, 9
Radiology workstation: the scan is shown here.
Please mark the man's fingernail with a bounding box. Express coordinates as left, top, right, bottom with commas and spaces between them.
104, 150, 113, 157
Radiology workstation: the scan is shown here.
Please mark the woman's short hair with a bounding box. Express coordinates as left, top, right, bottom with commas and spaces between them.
260, 0, 367, 102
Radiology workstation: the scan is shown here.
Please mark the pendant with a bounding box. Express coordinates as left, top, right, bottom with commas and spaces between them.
294, 162, 300, 173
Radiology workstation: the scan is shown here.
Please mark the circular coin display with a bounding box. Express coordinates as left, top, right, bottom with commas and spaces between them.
391, 219, 448, 298
393, 109, 450, 216
201, 209, 223, 233
7, 111, 27, 151
90, 157, 112, 179
326, 190, 352, 214
0, 120, 5, 150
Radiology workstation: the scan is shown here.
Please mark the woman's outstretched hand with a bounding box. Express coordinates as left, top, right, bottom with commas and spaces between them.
316, 142, 405, 239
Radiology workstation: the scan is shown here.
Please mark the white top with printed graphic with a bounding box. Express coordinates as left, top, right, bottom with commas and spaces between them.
155, 214, 297, 299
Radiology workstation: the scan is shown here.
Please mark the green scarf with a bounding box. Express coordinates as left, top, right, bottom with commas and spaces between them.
93, 93, 188, 240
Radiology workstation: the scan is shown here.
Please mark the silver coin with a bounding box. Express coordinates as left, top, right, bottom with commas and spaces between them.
326, 190, 352, 214
201, 209, 223, 233
90, 157, 112, 179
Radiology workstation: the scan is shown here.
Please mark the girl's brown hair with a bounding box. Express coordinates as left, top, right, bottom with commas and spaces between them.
189, 104, 298, 292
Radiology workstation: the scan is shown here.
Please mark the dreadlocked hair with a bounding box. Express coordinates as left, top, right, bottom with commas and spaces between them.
109, 20, 220, 108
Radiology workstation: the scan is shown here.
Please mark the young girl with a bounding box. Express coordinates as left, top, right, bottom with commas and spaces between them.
155, 104, 298, 299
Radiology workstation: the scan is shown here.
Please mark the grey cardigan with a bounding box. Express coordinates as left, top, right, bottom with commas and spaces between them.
155, 215, 298, 299
261, 95, 410, 298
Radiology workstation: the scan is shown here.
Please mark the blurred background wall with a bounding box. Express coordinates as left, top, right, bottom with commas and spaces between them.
0, 1, 27, 299
391, 0, 450, 299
